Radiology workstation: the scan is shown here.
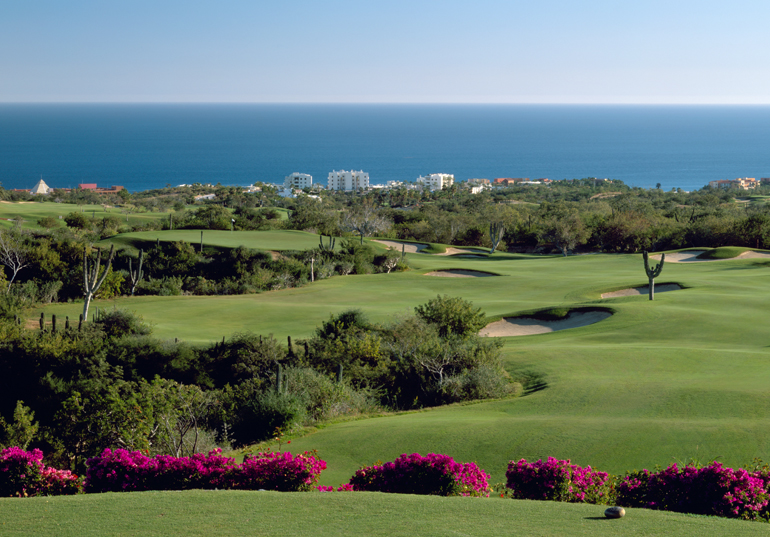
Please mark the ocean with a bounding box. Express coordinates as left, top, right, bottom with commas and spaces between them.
1, 104, 770, 193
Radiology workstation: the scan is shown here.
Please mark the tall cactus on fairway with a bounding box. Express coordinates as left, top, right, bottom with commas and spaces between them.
129, 249, 144, 296
319, 235, 335, 252
489, 222, 505, 254
82, 244, 116, 322
643, 251, 665, 301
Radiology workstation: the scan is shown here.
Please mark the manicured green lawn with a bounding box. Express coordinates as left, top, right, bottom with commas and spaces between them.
31, 249, 770, 486
1, 490, 766, 537
0, 201, 170, 230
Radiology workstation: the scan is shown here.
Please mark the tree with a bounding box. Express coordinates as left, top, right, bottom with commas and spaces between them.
415, 295, 487, 339
0, 229, 29, 291
342, 204, 392, 244
539, 213, 589, 256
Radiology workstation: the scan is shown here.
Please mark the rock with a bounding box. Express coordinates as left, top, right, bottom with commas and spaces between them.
604, 506, 625, 519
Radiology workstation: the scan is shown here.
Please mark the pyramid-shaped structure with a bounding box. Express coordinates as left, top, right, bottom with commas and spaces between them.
30, 178, 50, 195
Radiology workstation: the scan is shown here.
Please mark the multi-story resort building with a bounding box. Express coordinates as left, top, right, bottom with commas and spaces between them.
416, 173, 454, 192
327, 170, 369, 191
284, 173, 313, 190
708, 177, 758, 190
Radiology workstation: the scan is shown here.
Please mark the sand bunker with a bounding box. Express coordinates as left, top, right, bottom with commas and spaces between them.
650, 251, 770, 263
373, 240, 487, 256
480, 310, 612, 337
601, 283, 682, 298
425, 270, 496, 278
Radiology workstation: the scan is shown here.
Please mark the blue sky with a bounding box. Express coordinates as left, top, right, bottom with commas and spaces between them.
2, 0, 769, 103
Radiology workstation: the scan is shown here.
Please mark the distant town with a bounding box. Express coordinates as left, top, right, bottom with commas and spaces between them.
10, 172, 770, 199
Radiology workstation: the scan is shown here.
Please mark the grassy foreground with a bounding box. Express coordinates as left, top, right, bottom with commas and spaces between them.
1, 490, 767, 537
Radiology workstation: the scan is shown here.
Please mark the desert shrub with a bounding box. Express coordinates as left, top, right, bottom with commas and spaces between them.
505, 457, 613, 504
137, 276, 184, 296
37, 216, 60, 229
281, 366, 380, 421
442, 364, 518, 402
95, 309, 152, 338
415, 295, 487, 339
349, 453, 490, 497
63, 212, 91, 230
231, 391, 306, 446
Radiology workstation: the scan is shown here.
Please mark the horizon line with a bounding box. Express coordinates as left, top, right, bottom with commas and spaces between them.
2, 101, 770, 106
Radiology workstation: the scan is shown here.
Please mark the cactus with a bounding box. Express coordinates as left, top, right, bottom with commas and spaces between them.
319, 235, 336, 252
82, 244, 116, 322
489, 222, 505, 254
39, 312, 45, 331
129, 250, 144, 296
643, 251, 665, 301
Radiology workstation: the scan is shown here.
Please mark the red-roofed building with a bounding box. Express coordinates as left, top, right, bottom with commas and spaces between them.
78, 184, 125, 194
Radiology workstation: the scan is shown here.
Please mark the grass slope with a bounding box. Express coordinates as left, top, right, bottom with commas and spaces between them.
30, 250, 770, 484
1, 491, 767, 537
0, 201, 168, 230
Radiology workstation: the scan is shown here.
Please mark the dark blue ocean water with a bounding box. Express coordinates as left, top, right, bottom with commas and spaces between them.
1, 104, 770, 193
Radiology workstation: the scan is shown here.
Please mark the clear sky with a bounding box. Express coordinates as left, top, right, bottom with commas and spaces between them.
2, 0, 769, 103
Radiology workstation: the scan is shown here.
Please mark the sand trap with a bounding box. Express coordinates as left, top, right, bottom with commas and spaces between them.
601, 283, 681, 298
425, 270, 496, 278
373, 240, 487, 256
480, 310, 612, 337
650, 250, 770, 263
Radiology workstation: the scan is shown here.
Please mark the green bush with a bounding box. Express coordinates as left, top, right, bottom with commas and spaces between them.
95, 309, 152, 338
232, 390, 307, 446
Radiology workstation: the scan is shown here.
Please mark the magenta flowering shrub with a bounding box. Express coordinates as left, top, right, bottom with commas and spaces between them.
234, 451, 326, 492
84, 448, 325, 493
317, 483, 354, 492
0, 446, 80, 497
505, 457, 612, 504
349, 453, 490, 497
616, 462, 769, 519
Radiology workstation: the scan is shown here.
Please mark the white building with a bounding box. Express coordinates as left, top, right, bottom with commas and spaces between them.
327, 170, 369, 191
416, 173, 454, 192
285, 173, 313, 190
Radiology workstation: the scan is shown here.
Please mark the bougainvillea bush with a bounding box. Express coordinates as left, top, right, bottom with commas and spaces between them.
84, 448, 326, 493
235, 451, 326, 492
349, 453, 490, 497
0, 447, 80, 497
505, 457, 612, 504
616, 462, 769, 520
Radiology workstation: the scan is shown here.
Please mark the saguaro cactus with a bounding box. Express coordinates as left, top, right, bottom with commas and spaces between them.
319, 235, 335, 252
129, 250, 144, 296
489, 222, 505, 254
82, 244, 116, 322
643, 251, 665, 301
